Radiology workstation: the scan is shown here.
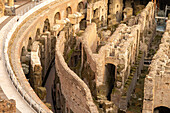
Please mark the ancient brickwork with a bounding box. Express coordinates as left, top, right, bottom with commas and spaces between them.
143, 20, 170, 113
55, 31, 99, 113
7, 0, 87, 112
30, 41, 42, 93
5, 0, 159, 112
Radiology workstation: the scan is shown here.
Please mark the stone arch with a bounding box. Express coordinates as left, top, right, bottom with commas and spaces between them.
35, 28, 40, 40
54, 12, 61, 24
20, 46, 30, 77
94, 8, 99, 18
27, 37, 32, 52
104, 63, 116, 100
21, 46, 27, 56
77, 2, 84, 13
43, 18, 50, 33
78, 2, 86, 30
154, 106, 170, 113
66, 6, 72, 18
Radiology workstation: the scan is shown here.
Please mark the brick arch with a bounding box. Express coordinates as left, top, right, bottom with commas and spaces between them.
105, 58, 118, 66
104, 63, 117, 100
43, 18, 50, 33
54, 12, 61, 24
66, 6, 72, 18
77, 1, 84, 12
21, 46, 27, 56
27, 37, 32, 52
154, 106, 170, 113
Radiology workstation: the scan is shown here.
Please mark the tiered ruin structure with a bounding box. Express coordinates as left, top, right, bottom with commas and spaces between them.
0, 0, 169, 113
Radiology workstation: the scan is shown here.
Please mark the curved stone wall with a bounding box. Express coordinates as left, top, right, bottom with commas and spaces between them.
55, 30, 98, 113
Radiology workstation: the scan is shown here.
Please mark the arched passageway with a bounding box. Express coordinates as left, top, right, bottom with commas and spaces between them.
105, 63, 116, 100
35, 28, 40, 40
154, 106, 170, 113
54, 12, 61, 24
94, 8, 99, 18
27, 37, 32, 52
66, 6, 72, 18
77, 2, 84, 13
77, 2, 86, 30
43, 18, 50, 32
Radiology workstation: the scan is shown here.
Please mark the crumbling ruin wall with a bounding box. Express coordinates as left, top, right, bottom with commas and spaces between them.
137, 2, 156, 54
90, 2, 156, 111
30, 41, 42, 92
143, 20, 170, 113
87, 0, 107, 26
78, 23, 99, 97
55, 31, 99, 113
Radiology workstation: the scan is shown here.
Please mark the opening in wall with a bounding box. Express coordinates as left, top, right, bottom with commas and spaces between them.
105, 63, 116, 101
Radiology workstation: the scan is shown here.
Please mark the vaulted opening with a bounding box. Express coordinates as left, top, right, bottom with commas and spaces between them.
66, 6, 72, 18
54, 12, 61, 24
43, 18, 50, 33
105, 63, 116, 100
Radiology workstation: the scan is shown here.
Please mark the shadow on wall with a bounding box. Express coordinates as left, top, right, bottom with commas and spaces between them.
154, 106, 170, 113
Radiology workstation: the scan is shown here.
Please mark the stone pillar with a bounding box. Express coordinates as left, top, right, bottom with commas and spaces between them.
40, 31, 51, 79
87, 4, 93, 25
30, 41, 42, 92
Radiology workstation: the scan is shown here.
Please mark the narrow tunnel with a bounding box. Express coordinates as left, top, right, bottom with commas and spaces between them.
105, 63, 116, 101
154, 106, 170, 113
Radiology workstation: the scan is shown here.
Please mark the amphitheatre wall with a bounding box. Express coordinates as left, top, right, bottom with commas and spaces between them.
6, 0, 88, 112
4, 0, 160, 112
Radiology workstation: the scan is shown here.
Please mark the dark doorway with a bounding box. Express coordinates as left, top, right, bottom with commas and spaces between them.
105, 63, 116, 100
107, 0, 111, 15
66, 6, 72, 18
43, 18, 50, 33
77, 2, 84, 12
54, 12, 61, 24
154, 106, 170, 113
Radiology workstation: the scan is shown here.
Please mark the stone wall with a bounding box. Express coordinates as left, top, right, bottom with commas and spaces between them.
143, 20, 170, 113
30, 41, 42, 93
87, 2, 155, 112
55, 31, 99, 113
